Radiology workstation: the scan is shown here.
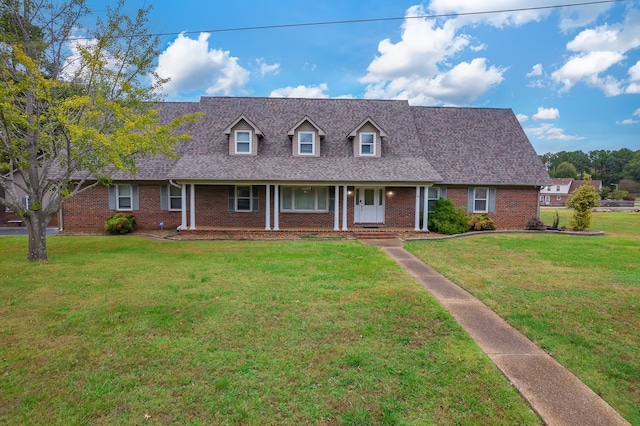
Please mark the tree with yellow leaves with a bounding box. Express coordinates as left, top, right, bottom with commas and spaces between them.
0, 0, 200, 261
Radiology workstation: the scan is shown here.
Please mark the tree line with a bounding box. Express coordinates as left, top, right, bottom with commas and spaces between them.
539, 148, 640, 187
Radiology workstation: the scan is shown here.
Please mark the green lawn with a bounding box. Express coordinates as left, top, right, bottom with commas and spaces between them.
0, 237, 539, 425
406, 209, 640, 424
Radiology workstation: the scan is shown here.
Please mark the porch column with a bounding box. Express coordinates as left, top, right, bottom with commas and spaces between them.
180, 184, 187, 230
414, 186, 421, 231
273, 184, 280, 231
342, 185, 348, 231
334, 185, 340, 231
422, 186, 429, 231
189, 184, 196, 230
265, 184, 271, 231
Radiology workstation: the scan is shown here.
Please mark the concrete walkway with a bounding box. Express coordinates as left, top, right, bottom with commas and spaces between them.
363, 239, 630, 426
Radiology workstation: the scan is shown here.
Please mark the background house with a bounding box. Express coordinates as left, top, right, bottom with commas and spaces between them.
60, 97, 551, 233
539, 178, 602, 206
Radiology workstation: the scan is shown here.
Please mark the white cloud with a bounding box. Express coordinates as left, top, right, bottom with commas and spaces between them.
269, 83, 330, 98
527, 64, 543, 77
626, 61, 640, 94
256, 58, 280, 76
154, 33, 249, 98
524, 123, 584, 141
360, 5, 505, 106
427, 0, 556, 27
551, 51, 625, 94
559, 3, 614, 32
532, 107, 560, 121
470, 43, 487, 52
516, 114, 529, 123
617, 108, 640, 125
552, 9, 640, 95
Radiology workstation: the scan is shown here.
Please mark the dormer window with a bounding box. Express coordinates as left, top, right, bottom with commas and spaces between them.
298, 131, 315, 155
235, 130, 252, 154
359, 133, 376, 156
288, 116, 325, 157
224, 115, 264, 156
348, 117, 387, 158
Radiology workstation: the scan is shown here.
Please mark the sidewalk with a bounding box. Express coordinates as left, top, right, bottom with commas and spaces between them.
363, 239, 630, 426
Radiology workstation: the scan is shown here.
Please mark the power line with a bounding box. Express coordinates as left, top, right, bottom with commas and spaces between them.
148, 0, 627, 38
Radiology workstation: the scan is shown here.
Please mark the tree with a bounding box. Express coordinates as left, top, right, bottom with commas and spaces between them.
566, 173, 600, 231
622, 151, 640, 181
550, 161, 578, 179
0, 0, 199, 261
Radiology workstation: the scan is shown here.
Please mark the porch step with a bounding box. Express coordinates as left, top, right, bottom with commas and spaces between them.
353, 231, 398, 239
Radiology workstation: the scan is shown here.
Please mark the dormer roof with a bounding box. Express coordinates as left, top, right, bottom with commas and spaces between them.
287, 116, 326, 138
223, 115, 264, 137
347, 117, 387, 139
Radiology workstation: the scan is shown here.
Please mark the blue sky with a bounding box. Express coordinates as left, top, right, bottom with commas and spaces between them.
96, 0, 639, 154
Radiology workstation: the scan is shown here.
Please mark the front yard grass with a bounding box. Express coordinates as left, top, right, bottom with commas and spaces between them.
406, 210, 640, 424
0, 237, 539, 425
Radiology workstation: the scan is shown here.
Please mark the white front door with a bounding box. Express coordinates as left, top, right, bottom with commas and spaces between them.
354, 187, 385, 224
544, 195, 550, 205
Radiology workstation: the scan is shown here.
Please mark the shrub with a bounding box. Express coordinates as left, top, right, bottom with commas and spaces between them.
610, 189, 629, 200
467, 213, 496, 231
567, 173, 599, 231
104, 213, 136, 234
428, 197, 468, 235
525, 216, 546, 231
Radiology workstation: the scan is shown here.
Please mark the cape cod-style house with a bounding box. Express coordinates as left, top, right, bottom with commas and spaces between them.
56, 97, 551, 235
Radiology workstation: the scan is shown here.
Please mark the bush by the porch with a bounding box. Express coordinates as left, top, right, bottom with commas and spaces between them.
428, 197, 468, 235
104, 213, 137, 234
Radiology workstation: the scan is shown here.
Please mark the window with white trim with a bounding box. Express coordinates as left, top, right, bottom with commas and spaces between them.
117, 184, 133, 210
281, 187, 328, 212
473, 187, 488, 213
169, 185, 182, 210
359, 133, 375, 156
427, 187, 443, 212
298, 131, 315, 155
236, 186, 253, 211
235, 130, 251, 154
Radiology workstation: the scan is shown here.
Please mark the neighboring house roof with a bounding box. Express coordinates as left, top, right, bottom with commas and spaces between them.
105, 97, 550, 186
550, 178, 573, 186
569, 179, 602, 193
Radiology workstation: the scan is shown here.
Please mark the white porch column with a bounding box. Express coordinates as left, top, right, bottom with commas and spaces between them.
273, 184, 280, 231
414, 186, 421, 231
180, 184, 187, 230
265, 184, 271, 230
189, 184, 196, 230
333, 185, 340, 231
342, 185, 348, 231
421, 186, 429, 231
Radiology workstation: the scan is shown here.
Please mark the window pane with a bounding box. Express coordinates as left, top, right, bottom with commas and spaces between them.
475, 188, 487, 199
118, 197, 131, 209
299, 132, 313, 142
364, 189, 374, 205
237, 187, 251, 198
237, 199, 251, 210
118, 185, 131, 196
237, 131, 250, 142
317, 187, 327, 210
294, 187, 315, 210
361, 144, 373, 154
428, 188, 439, 199
361, 134, 374, 144
300, 143, 313, 154
475, 200, 487, 212
237, 142, 250, 153
170, 198, 182, 209
282, 187, 292, 210
169, 185, 182, 196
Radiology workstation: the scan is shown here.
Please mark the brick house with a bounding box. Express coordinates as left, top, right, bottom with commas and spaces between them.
60, 97, 551, 233
539, 178, 602, 206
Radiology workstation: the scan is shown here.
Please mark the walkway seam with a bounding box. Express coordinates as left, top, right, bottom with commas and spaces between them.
363, 239, 630, 426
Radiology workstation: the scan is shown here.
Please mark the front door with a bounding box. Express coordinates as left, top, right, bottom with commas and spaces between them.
354, 187, 385, 224
544, 195, 550, 205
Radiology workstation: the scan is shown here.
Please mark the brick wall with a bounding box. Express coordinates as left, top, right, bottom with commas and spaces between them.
61, 183, 540, 232
447, 186, 540, 229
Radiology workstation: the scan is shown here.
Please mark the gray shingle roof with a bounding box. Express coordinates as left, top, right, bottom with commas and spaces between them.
412, 106, 552, 186
107, 97, 550, 186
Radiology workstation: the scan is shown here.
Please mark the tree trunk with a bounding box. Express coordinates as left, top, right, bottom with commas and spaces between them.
26, 214, 50, 262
